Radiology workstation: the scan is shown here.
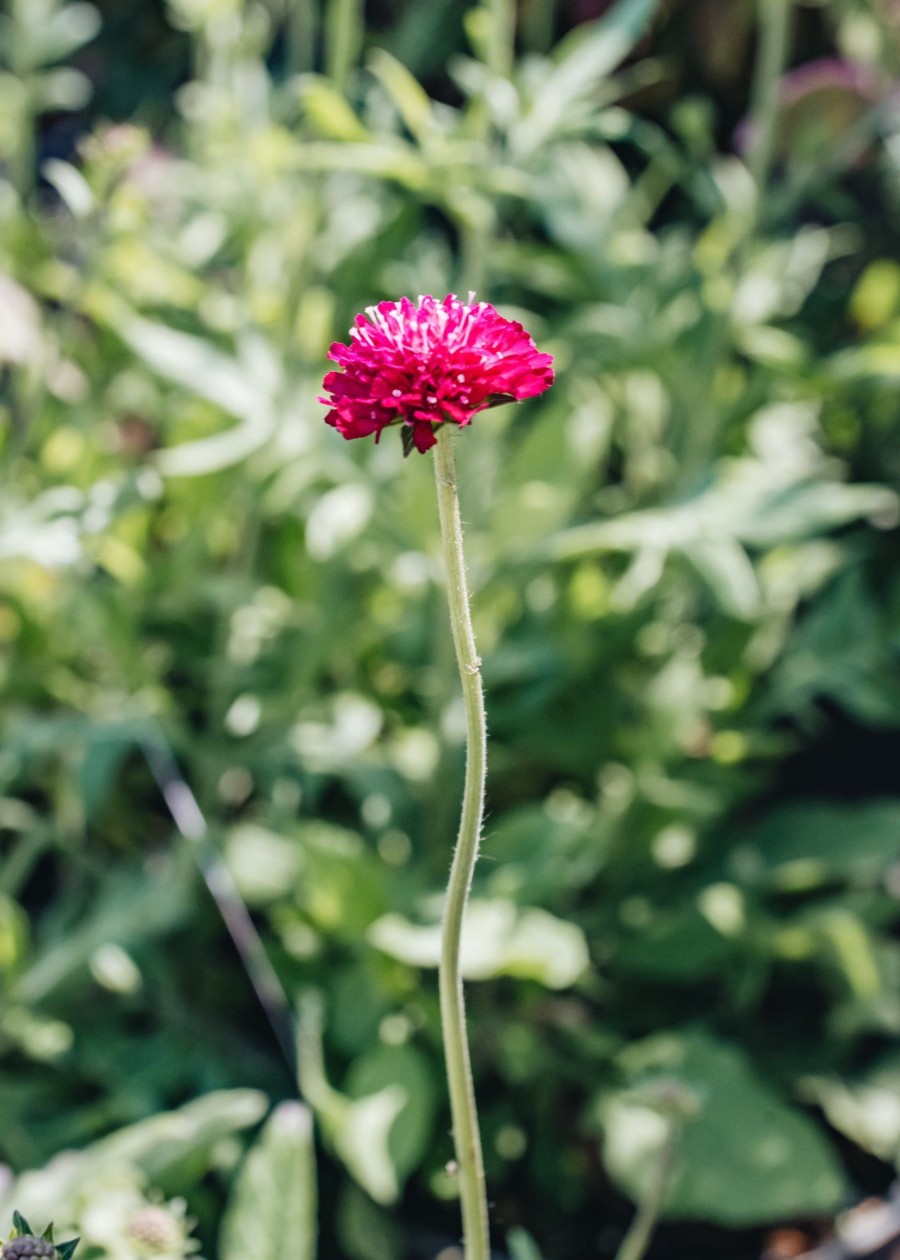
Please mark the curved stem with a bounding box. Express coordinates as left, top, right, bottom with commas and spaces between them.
614, 1121, 677, 1260
433, 426, 491, 1260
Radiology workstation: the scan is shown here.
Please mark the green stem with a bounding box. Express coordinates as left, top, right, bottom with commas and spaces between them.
614, 1123, 677, 1260
746, 0, 792, 196
324, 0, 363, 91
520, 0, 556, 53
433, 426, 490, 1260
486, 0, 515, 78
287, 0, 318, 74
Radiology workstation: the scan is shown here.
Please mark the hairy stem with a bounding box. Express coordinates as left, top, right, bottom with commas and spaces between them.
434, 426, 490, 1260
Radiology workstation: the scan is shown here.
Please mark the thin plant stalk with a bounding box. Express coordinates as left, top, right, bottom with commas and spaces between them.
746, 0, 793, 197
521, 0, 557, 53
324, 0, 363, 91
287, 0, 318, 74
676, 0, 792, 488
434, 425, 491, 1260
486, 0, 515, 78
140, 736, 297, 1076
613, 1123, 678, 1260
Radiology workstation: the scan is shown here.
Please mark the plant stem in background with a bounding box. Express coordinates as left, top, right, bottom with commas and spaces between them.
613, 1122, 678, 1260
287, 0, 318, 74
454, 0, 518, 294
746, 0, 793, 196
433, 426, 491, 1260
486, 0, 516, 78
520, 0, 557, 53
675, 0, 792, 487
141, 736, 297, 1076
324, 0, 363, 91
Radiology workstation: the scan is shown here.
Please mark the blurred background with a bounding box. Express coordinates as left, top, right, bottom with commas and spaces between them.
2, 1, 900, 1258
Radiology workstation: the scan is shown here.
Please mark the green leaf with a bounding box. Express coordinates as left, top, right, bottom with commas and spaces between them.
331, 1087, 406, 1205
77, 737, 132, 822
507, 1227, 546, 1260
344, 1045, 437, 1185
513, 0, 662, 153
14, 852, 193, 1005
296, 994, 406, 1205
298, 77, 371, 141
735, 480, 897, 548
118, 318, 265, 411
595, 1031, 847, 1225
615, 908, 733, 982
731, 800, 900, 889
681, 536, 761, 620
0, 1092, 269, 1223
56, 1240, 79, 1260
553, 0, 661, 73
41, 160, 95, 219
113, 319, 281, 475
334, 1186, 402, 1260
0, 895, 29, 979
220, 1103, 316, 1260
224, 824, 305, 907
292, 141, 428, 189
368, 900, 590, 988
35, 68, 91, 111
13, 1211, 33, 1237
367, 49, 434, 142
40, 3, 101, 63
802, 1053, 900, 1163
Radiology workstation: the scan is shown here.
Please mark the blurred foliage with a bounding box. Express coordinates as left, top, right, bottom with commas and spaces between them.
2, 0, 900, 1258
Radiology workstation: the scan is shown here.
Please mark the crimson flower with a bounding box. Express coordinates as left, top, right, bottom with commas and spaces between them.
319, 293, 554, 454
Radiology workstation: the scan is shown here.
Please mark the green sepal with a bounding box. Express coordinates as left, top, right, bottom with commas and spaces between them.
400, 426, 415, 458
57, 1238, 80, 1260
40, 1225, 54, 1243
12, 1214, 33, 1238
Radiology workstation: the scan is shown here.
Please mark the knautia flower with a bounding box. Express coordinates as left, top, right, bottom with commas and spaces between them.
319, 293, 554, 454
321, 295, 553, 1260
2, 1214, 78, 1260
2, 1239, 59, 1260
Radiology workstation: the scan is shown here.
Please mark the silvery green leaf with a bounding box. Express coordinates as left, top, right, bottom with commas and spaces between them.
220, 1103, 317, 1260
36, 68, 91, 111
40, 2, 100, 62
507, 1228, 546, 1260
369, 900, 589, 989
41, 160, 95, 219
595, 1031, 846, 1225
512, 0, 662, 154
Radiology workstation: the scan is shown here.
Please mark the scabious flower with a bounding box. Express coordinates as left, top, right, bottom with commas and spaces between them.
319, 293, 554, 454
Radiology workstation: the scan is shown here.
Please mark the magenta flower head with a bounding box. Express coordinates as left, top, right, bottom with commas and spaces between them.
319, 293, 554, 455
